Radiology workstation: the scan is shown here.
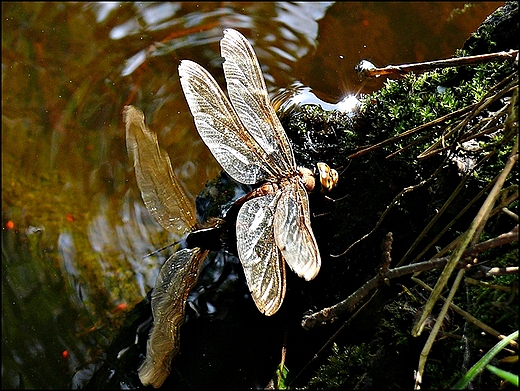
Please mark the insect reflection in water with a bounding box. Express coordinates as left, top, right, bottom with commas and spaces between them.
125, 105, 224, 388
127, 28, 339, 389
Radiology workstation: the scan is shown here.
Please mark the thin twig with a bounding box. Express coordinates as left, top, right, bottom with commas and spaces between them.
332, 157, 447, 258
465, 277, 518, 293
303, 256, 464, 330
501, 207, 518, 221
305, 222, 518, 330
357, 50, 518, 79
379, 232, 393, 277
417, 80, 517, 160
431, 188, 518, 261
397, 149, 496, 267
348, 105, 473, 160
464, 225, 518, 257
291, 291, 378, 386
474, 265, 519, 278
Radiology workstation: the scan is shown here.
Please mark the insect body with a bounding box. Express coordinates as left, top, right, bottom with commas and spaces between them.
179, 29, 338, 316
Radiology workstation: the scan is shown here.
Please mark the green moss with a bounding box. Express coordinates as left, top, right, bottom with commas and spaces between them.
307, 343, 371, 389
278, 103, 355, 169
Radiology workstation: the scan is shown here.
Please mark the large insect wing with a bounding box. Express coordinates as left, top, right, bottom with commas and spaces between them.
220, 29, 295, 174
124, 105, 196, 235
273, 179, 321, 281
236, 193, 286, 316
139, 247, 208, 388
178, 60, 274, 185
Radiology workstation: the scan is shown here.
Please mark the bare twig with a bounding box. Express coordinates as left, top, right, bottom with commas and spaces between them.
332, 158, 447, 258
464, 225, 518, 257
303, 256, 464, 330
291, 291, 378, 386
347, 105, 473, 160
465, 277, 518, 293
379, 232, 393, 277
430, 187, 518, 261
473, 265, 519, 279
305, 224, 518, 330
417, 79, 517, 160
356, 50, 518, 79
501, 207, 518, 221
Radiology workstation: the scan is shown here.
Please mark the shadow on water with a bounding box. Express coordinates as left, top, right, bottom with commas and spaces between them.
1, 2, 503, 388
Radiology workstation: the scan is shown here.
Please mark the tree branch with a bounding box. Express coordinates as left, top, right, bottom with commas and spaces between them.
302, 226, 518, 330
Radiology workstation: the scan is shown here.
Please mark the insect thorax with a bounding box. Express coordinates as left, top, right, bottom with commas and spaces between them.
297, 167, 316, 192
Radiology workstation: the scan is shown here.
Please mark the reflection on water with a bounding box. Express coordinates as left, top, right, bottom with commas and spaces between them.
1, 2, 502, 388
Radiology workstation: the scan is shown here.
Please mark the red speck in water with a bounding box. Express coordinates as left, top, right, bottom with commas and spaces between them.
62, 350, 69, 359
6, 220, 15, 229
66, 213, 75, 222
114, 303, 127, 312
363, 19, 369, 27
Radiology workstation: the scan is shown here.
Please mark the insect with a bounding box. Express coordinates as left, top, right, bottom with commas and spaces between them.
124, 105, 224, 388
178, 29, 338, 317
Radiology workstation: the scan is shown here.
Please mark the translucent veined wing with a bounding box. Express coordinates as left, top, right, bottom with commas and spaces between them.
273, 178, 321, 281
236, 192, 286, 316
220, 28, 295, 175
138, 248, 208, 388
124, 105, 196, 235
178, 60, 276, 185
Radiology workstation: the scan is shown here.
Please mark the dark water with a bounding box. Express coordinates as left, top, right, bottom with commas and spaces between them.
1, 2, 503, 389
